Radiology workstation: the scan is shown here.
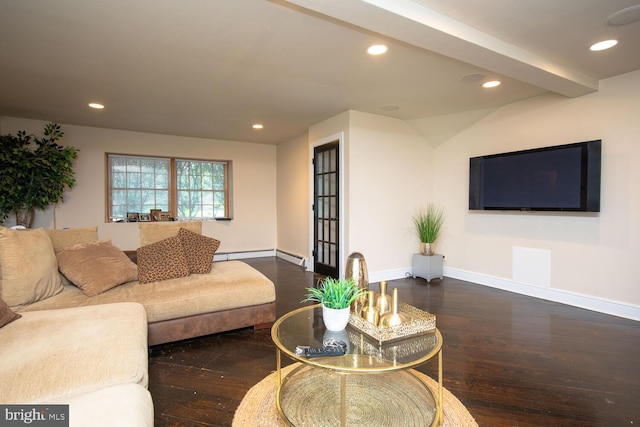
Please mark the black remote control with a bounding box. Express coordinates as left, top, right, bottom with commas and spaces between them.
303, 346, 346, 358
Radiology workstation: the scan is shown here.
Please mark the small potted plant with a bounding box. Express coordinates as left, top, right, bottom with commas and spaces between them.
413, 203, 445, 255
302, 277, 367, 331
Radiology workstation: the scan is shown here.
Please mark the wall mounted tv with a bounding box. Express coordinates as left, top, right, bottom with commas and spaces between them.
469, 140, 601, 212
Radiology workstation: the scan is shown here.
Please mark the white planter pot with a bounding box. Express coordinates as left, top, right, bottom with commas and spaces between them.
322, 305, 351, 331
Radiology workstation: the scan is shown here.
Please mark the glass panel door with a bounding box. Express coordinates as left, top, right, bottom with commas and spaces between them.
313, 141, 339, 278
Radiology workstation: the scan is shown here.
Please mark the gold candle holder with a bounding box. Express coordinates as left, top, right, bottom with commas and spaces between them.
360, 290, 380, 326
376, 281, 392, 315
378, 287, 409, 327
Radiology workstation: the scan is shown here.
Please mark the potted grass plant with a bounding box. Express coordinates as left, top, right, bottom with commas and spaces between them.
413, 203, 445, 256
302, 277, 367, 331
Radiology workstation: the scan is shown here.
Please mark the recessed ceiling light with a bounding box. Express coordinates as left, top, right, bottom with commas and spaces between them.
381, 104, 400, 111
88, 103, 104, 109
461, 73, 485, 83
252, 124, 264, 130
590, 39, 618, 51
367, 44, 388, 55
606, 5, 640, 27
482, 80, 501, 88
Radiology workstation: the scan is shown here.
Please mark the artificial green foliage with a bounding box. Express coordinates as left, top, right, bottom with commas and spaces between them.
413, 203, 445, 243
0, 123, 78, 227
301, 277, 366, 310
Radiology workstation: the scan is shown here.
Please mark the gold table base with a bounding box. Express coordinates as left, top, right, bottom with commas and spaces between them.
276, 358, 442, 426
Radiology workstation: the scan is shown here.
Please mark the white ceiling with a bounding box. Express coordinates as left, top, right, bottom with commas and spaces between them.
1, 0, 639, 145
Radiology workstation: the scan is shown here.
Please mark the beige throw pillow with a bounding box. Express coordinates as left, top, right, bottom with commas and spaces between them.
56, 239, 139, 296
138, 221, 202, 247
136, 236, 190, 284
0, 228, 63, 308
177, 228, 220, 274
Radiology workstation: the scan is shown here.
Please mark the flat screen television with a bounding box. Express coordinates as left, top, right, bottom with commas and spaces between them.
469, 140, 601, 212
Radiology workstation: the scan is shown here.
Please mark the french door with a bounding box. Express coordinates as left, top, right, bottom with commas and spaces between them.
313, 141, 339, 278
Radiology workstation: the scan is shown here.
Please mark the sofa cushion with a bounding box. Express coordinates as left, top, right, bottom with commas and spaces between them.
48, 384, 154, 427
56, 239, 139, 296
18, 261, 277, 323
138, 221, 202, 246
0, 296, 21, 328
0, 227, 63, 308
0, 302, 148, 403
137, 236, 190, 284
46, 226, 99, 252
177, 227, 220, 274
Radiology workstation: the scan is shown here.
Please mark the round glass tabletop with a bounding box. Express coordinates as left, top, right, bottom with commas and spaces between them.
272, 304, 442, 373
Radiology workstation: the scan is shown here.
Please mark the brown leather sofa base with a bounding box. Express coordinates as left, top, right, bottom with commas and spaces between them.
147, 301, 276, 346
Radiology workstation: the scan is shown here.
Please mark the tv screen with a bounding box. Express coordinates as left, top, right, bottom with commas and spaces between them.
469, 140, 601, 212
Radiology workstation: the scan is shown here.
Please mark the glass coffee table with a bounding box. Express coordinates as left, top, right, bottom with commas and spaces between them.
271, 304, 443, 426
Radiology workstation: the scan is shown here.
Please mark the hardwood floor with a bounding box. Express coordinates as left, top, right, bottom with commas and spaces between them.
148, 257, 640, 426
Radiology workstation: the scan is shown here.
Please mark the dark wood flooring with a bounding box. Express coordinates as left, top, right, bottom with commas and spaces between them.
148, 257, 640, 427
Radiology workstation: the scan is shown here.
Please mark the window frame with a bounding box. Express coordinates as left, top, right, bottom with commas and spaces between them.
106, 153, 232, 222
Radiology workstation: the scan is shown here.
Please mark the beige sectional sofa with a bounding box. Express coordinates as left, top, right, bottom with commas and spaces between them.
1, 302, 153, 426
0, 222, 276, 426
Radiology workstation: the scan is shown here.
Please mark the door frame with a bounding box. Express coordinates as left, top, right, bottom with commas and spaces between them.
308, 132, 346, 278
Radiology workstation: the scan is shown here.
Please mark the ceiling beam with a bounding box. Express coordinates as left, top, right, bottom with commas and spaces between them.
282, 0, 598, 97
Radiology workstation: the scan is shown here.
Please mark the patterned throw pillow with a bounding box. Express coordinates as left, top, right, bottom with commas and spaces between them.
0, 297, 21, 329
138, 221, 202, 247
136, 236, 190, 284
177, 228, 220, 274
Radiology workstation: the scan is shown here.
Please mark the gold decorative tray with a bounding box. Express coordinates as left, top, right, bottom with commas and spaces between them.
348, 303, 436, 344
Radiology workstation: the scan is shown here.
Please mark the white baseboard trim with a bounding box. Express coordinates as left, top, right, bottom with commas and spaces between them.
213, 249, 275, 261
234, 253, 638, 321
369, 268, 413, 284
276, 250, 307, 267
443, 266, 640, 321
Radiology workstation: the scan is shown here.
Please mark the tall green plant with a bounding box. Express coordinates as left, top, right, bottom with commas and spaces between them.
0, 123, 78, 227
413, 204, 445, 243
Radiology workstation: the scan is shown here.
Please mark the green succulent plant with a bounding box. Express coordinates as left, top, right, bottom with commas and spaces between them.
301, 277, 366, 310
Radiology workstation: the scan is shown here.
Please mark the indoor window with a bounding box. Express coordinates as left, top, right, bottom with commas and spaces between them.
107, 154, 231, 222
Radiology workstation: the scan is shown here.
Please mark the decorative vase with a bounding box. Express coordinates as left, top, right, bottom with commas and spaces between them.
345, 252, 369, 313
379, 288, 409, 327
375, 281, 392, 315
420, 242, 435, 256
360, 290, 380, 326
322, 305, 351, 331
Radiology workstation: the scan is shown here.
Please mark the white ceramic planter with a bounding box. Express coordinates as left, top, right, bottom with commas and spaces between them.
322, 305, 351, 331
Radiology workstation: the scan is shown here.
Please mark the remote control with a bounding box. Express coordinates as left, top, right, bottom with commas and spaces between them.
303, 346, 346, 358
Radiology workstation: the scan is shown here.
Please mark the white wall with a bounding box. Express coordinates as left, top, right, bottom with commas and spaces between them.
0, 117, 277, 252
276, 132, 309, 259
347, 111, 436, 279
303, 111, 436, 280
433, 70, 640, 314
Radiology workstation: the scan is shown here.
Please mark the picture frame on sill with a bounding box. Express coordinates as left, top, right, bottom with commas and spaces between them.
150, 209, 162, 222
126, 212, 139, 222
139, 213, 151, 222
160, 212, 171, 221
